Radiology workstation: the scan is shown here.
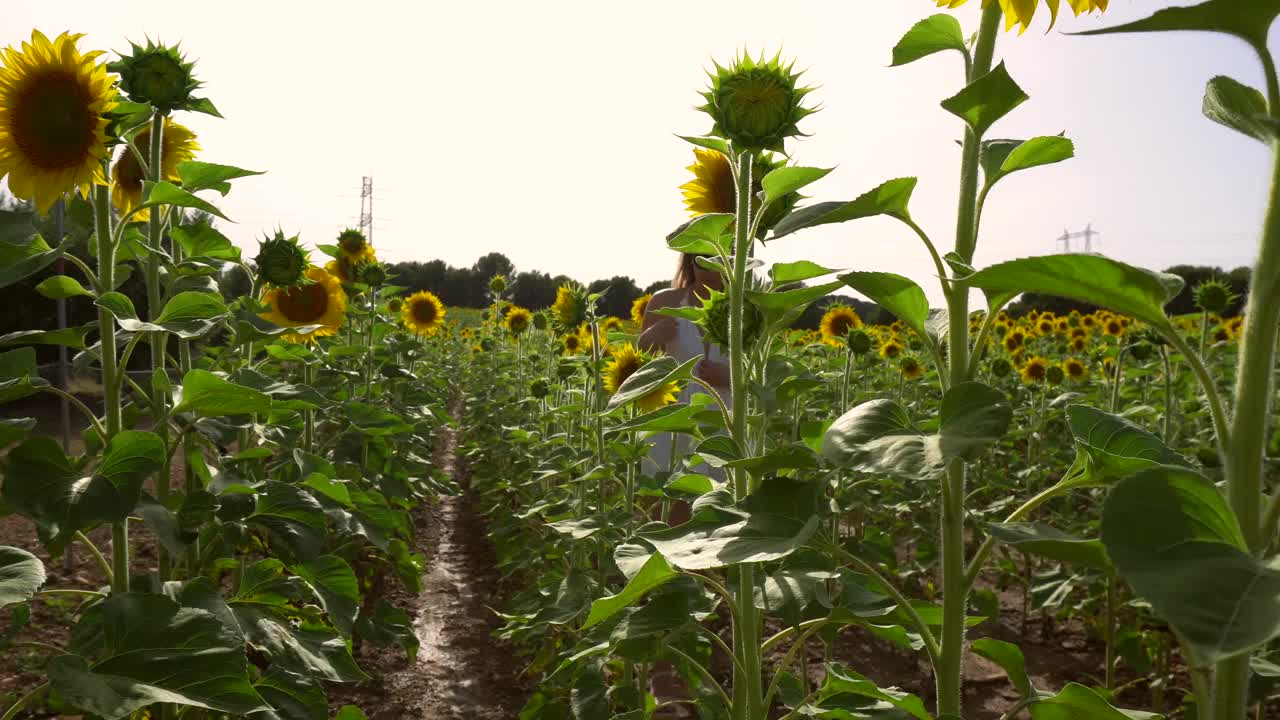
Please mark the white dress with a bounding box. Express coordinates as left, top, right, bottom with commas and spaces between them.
642, 319, 733, 476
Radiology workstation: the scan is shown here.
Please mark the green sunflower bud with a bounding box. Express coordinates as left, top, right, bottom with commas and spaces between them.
530, 378, 549, 399
254, 231, 309, 288
697, 287, 763, 351
489, 274, 508, 295
109, 39, 203, 114
557, 359, 577, 381
990, 357, 1013, 378
1193, 279, 1235, 315
532, 311, 548, 331
359, 263, 387, 287
480, 338, 495, 352
1129, 341, 1155, 362
700, 51, 817, 153
388, 298, 403, 314
847, 329, 872, 355
1046, 364, 1065, 386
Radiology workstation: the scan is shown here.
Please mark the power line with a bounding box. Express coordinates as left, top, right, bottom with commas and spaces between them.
359, 176, 374, 245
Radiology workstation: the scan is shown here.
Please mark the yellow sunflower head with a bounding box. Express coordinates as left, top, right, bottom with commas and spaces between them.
1064, 357, 1088, 381
879, 339, 903, 360
899, 355, 924, 381
337, 228, 375, 263
402, 290, 446, 336
325, 255, 358, 284
0, 31, 117, 214
603, 342, 647, 394
820, 305, 862, 344
1104, 318, 1125, 337
562, 332, 582, 355
601, 316, 624, 335
1070, 336, 1087, 353
936, 0, 1109, 34
678, 148, 792, 234
504, 305, 532, 336
259, 265, 346, 343
631, 294, 652, 324
1020, 356, 1049, 384
111, 116, 199, 221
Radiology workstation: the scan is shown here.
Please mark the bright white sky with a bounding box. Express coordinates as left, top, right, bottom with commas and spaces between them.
5, 1, 1274, 304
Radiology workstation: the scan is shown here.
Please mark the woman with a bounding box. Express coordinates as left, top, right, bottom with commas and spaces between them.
638, 251, 730, 719
639, 252, 733, 475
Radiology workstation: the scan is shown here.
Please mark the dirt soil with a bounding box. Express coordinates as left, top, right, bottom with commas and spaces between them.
329, 408, 529, 720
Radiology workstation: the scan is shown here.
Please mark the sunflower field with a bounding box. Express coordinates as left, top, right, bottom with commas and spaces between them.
2, 2, 1280, 720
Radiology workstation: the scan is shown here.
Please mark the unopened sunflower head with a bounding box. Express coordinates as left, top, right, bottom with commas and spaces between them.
254, 230, 310, 288
551, 282, 589, 333
990, 357, 1013, 378
532, 311, 548, 331
936, 0, 1110, 34
109, 38, 202, 113
847, 329, 872, 355
696, 287, 763, 352
488, 274, 508, 296
358, 262, 387, 287
700, 51, 816, 153
0, 31, 117, 214
336, 228, 375, 263
1193, 279, 1235, 315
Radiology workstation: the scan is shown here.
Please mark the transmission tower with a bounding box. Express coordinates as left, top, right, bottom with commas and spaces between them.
1056, 223, 1099, 253
358, 176, 373, 245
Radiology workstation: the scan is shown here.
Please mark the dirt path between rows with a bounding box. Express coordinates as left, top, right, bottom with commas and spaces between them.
336, 401, 527, 719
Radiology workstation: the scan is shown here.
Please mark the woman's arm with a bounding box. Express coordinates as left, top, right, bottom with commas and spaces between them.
638, 288, 683, 354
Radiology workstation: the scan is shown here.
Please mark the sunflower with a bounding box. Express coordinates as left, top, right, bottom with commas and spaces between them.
1081, 314, 1098, 330
601, 316, 624, 334
259, 265, 347, 343
1002, 332, 1023, 353
1103, 317, 1125, 338
820, 305, 862, 345
337, 228, 375, 263
604, 343, 679, 412
111, 117, 199, 221
1070, 336, 1087, 353
562, 332, 583, 355
1064, 358, 1088, 381
551, 283, 588, 331
326, 255, 357, 283
505, 305, 532, 336
1036, 318, 1055, 336
879, 339, 903, 360
0, 31, 117, 214
937, 0, 1109, 33
402, 290, 446, 335
1020, 356, 1048, 384
631, 294, 652, 324
681, 148, 735, 216
899, 356, 925, 381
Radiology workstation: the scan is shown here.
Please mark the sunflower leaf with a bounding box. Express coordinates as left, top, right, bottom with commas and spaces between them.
941, 62, 1028, 138
1072, 0, 1280, 52
837, 272, 930, 342
138, 181, 229, 221
1203, 75, 1276, 144
760, 166, 834, 207
667, 214, 733, 255
891, 14, 967, 67
770, 178, 917, 239
0, 234, 64, 289
604, 356, 698, 415
177, 161, 266, 196
982, 136, 1075, 192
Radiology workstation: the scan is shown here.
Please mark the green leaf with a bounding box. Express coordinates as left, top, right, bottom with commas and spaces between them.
176, 160, 265, 195
808, 664, 930, 720
1030, 682, 1159, 720
254, 666, 328, 720
137, 181, 229, 221
1073, 0, 1280, 51
294, 556, 360, 639
0, 417, 36, 448
760, 166, 834, 207
971, 638, 1038, 701
0, 546, 44, 608
604, 403, 702, 436
0, 326, 91, 349
49, 593, 267, 719
1103, 466, 1280, 664
605, 356, 698, 413
172, 222, 241, 261
36, 275, 92, 299
0, 347, 37, 379
987, 523, 1112, 571
1203, 75, 1275, 143
637, 476, 822, 570
664, 473, 715, 497
248, 482, 328, 561
1064, 404, 1192, 486
335, 706, 368, 720
355, 599, 418, 662
748, 280, 844, 316
174, 369, 275, 416
770, 178, 917, 239
0, 208, 36, 246
770, 260, 840, 285
678, 135, 729, 154
941, 62, 1028, 137
583, 552, 678, 629
666, 214, 733, 256
0, 234, 64, 289
966, 255, 1182, 329
112, 291, 229, 339
983, 136, 1075, 190
891, 14, 967, 67
823, 382, 1011, 480
837, 271, 930, 342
